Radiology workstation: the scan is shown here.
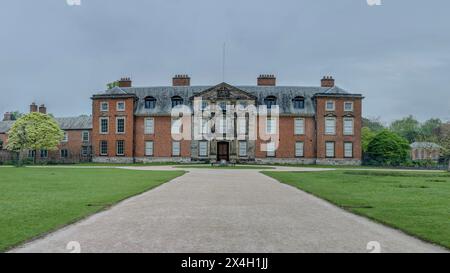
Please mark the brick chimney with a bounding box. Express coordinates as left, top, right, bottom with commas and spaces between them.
30, 102, 38, 113
118, 77, 132, 88
257, 74, 276, 86
38, 104, 47, 114
3, 112, 12, 121
321, 76, 335, 88
172, 74, 190, 86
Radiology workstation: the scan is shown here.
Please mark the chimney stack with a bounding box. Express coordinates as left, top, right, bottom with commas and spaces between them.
39, 104, 47, 114
118, 77, 132, 88
30, 102, 38, 113
257, 74, 276, 86
172, 74, 190, 86
3, 112, 12, 121
321, 76, 335, 88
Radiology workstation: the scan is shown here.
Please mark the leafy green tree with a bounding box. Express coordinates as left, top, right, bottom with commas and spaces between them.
366, 130, 410, 166
361, 127, 376, 153
417, 118, 442, 142
362, 117, 385, 132
389, 115, 420, 143
6, 112, 64, 165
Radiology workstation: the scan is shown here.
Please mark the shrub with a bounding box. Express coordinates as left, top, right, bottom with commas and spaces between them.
366, 130, 410, 166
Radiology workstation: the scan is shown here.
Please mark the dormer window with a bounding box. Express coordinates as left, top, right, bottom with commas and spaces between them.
326, 100, 335, 111
264, 96, 277, 109
144, 96, 156, 109
171, 96, 184, 108
293, 96, 305, 109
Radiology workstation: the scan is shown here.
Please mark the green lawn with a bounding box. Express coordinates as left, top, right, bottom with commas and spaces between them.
263, 170, 450, 249
0, 167, 185, 252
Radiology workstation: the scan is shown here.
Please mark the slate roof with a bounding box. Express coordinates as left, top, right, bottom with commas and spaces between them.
0, 116, 92, 133
410, 142, 442, 149
93, 83, 362, 116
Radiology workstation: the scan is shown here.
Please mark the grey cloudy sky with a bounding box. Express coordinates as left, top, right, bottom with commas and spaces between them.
1, 0, 449, 123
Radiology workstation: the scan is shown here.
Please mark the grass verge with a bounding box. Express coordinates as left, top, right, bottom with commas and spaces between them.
0, 167, 185, 252
262, 170, 450, 249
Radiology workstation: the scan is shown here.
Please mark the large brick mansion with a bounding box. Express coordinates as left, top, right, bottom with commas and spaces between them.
0, 74, 363, 165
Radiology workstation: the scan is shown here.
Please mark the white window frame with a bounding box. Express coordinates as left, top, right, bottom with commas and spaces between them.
172, 141, 181, 156
343, 117, 354, 136
116, 101, 125, 111
266, 118, 277, 134
325, 117, 336, 135
344, 142, 353, 158
198, 141, 208, 157
344, 101, 354, 112
295, 142, 304, 157
99, 117, 109, 134
116, 140, 125, 156
100, 101, 109, 112
171, 118, 182, 135
82, 131, 89, 142
144, 118, 154, 134
239, 141, 248, 157
294, 118, 305, 135
116, 117, 126, 134
62, 131, 68, 142
325, 100, 335, 111
266, 142, 276, 157
325, 142, 335, 158
238, 117, 247, 135
100, 141, 108, 156
145, 141, 154, 156
201, 118, 210, 135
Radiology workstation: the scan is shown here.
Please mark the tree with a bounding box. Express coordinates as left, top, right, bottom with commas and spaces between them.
10, 111, 24, 120
366, 130, 410, 166
361, 127, 376, 153
417, 118, 442, 142
6, 112, 64, 165
362, 117, 385, 132
390, 115, 420, 143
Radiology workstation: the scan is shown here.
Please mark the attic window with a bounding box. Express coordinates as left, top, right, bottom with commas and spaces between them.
171, 96, 184, 108
293, 97, 305, 109
264, 96, 277, 109
144, 96, 156, 109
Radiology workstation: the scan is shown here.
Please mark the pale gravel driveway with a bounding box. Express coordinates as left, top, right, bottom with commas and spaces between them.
11, 166, 447, 253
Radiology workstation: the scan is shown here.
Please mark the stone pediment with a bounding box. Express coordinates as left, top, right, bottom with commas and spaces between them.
190, 82, 256, 101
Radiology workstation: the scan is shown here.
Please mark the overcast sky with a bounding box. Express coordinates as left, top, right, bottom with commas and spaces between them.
1, 0, 449, 123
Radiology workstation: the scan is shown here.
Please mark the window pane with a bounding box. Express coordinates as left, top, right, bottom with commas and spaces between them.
344, 142, 353, 158
239, 141, 247, 157
266, 118, 276, 134
343, 118, 354, 135
82, 131, 89, 142
295, 142, 304, 157
145, 141, 153, 156
295, 118, 305, 135
267, 142, 275, 157
326, 142, 335, 158
116, 118, 125, 133
325, 118, 336, 135
344, 102, 353, 111
326, 101, 334, 110
199, 141, 208, 156
100, 141, 108, 155
238, 117, 246, 135
116, 140, 124, 155
172, 141, 181, 156
171, 118, 182, 134
145, 118, 154, 134
100, 118, 108, 133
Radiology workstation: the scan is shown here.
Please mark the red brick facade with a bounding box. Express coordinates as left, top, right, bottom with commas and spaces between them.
90, 75, 363, 165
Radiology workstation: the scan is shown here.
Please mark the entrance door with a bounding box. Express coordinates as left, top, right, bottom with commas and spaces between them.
217, 142, 229, 161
